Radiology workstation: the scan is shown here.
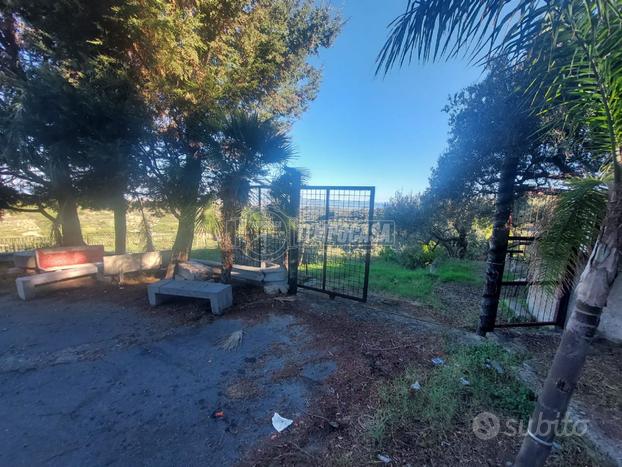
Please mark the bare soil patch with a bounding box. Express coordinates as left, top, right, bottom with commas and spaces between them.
0, 268, 617, 466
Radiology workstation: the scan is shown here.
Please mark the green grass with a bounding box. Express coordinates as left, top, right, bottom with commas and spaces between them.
369, 260, 436, 301
367, 341, 534, 447
369, 258, 484, 304
191, 247, 222, 262
365, 340, 612, 467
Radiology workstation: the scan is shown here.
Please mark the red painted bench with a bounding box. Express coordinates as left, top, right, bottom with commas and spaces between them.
35, 245, 104, 272
15, 245, 104, 300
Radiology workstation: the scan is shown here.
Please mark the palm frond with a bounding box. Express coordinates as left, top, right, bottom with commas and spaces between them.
537, 176, 608, 292
376, 0, 542, 73
526, 4, 622, 162
201, 202, 222, 239
269, 166, 310, 216
377, 0, 621, 74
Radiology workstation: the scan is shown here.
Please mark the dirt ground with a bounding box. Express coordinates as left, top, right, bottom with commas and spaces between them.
0, 272, 620, 466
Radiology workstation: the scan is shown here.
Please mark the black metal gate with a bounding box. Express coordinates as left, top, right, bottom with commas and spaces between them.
296, 186, 375, 302
495, 198, 569, 328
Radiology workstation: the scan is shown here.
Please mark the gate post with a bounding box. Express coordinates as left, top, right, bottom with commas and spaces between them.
362, 187, 375, 302
287, 183, 301, 295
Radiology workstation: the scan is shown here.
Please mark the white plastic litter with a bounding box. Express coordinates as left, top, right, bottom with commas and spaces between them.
272, 412, 293, 432
431, 356, 445, 366
410, 381, 421, 391
459, 377, 470, 386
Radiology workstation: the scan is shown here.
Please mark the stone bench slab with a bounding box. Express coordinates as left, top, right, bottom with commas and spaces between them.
147, 279, 233, 315
16, 263, 101, 300
103, 250, 171, 275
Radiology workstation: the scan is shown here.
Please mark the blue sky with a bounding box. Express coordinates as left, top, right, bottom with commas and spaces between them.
291, 0, 484, 202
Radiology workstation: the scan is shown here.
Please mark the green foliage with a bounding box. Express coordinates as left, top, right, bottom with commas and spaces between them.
383, 191, 424, 242
377, 245, 398, 262
213, 112, 294, 214
378, 0, 622, 178
538, 177, 608, 291
367, 342, 534, 446
1, 1, 341, 248
384, 190, 492, 259
396, 243, 437, 269
269, 166, 309, 217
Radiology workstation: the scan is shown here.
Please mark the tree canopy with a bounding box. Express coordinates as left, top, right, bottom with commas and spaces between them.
0, 0, 341, 251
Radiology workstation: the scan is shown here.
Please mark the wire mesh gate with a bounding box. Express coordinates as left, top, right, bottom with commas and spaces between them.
297, 186, 375, 302
231, 186, 288, 267
495, 197, 569, 328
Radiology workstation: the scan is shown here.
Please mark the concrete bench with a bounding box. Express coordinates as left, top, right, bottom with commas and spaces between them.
186, 259, 288, 294
16, 263, 101, 301
35, 245, 104, 271
147, 280, 233, 316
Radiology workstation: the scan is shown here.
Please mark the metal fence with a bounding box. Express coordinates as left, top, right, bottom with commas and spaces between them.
0, 236, 54, 253
0, 231, 215, 254
230, 186, 289, 267
496, 196, 568, 327
297, 186, 374, 302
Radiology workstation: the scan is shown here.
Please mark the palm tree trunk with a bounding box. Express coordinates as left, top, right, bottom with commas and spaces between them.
58, 195, 84, 246
220, 200, 236, 284
113, 194, 127, 255
477, 153, 519, 335
515, 181, 621, 466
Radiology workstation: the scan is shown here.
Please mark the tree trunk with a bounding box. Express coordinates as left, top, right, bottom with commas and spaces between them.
113, 195, 127, 255
164, 156, 202, 279
456, 227, 468, 259
514, 183, 621, 466
58, 196, 85, 246
138, 198, 155, 252
477, 154, 519, 335
165, 204, 197, 279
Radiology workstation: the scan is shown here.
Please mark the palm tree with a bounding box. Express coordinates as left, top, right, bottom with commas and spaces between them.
212, 112, 293, 283
270, 167, 310, 292
378, 2, 622, 465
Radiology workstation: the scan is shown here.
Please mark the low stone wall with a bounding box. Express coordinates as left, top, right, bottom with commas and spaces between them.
179, 259, 289, 295
102, 251, 172, 276
13, 251, 37, 270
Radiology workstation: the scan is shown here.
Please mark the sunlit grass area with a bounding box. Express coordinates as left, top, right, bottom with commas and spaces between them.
370, 258, 484, 304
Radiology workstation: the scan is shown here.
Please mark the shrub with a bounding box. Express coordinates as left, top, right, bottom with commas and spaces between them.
397, 242, 437, 269
377, 245, 397, 261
